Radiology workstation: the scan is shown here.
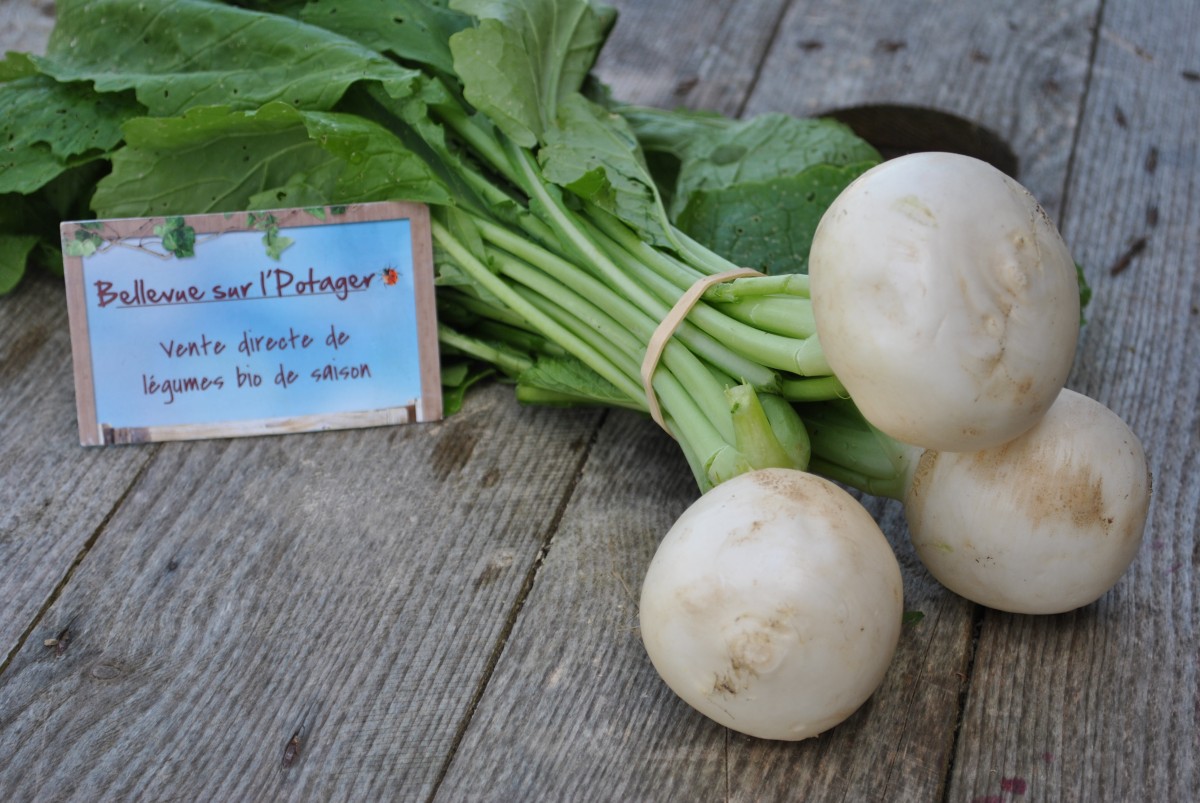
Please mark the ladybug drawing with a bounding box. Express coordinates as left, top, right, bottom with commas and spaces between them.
382, 266, 400, 286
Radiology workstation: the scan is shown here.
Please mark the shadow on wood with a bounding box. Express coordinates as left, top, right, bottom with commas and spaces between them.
823, 104, 1019, 178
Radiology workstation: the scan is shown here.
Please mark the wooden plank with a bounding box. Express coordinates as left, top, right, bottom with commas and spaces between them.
435, 410, 977, 801
0, 276, 155, 662
745, 0, 1100, 216
947, 0, 1200, 798
0, 383, 605, 799
592, 0, 790, 117
0, 0, 54, 56
2, 1, 1188, 800
0, 6, 604, 797
435, 412, 726, 800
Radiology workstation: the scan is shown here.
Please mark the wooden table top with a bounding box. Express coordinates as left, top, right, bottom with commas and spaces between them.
1, 1, 1196, 800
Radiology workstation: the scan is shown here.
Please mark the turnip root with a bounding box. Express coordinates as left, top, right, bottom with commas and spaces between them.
639, 469, 903, 740
904, 389, 1151, 614
808, 152, 1080, 452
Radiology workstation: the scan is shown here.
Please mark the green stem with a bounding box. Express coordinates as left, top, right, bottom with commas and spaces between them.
799, 401, 915, 500
437, 324, 533, 377
780, 375, 847, 402
432, 218, 642, 403
704, 273, 810, 301
718, 296, 817, 339
493, 249, 737, 443
471, 319, 566, 358
581, 213, 830, 376
586, 203, 705, 290
506, 143, 669, 316
542, 313, 740, 487
514, 385, 643, 411
727, 384, 798, 471
484, 215, 780, 392
439, 290, 538, 333
436, 102, 525, 190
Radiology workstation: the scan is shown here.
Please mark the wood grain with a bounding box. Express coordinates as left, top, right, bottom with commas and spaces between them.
0, 276, 156, 663
436, 409, 979, 801
0, 0, 53, 55
947, 0, 1200, 798
0, 385, 604, 800
435, 411, 724, 800
745, 0, 1098, 217
0, 0, 1195, 800
591, 0, 790, 118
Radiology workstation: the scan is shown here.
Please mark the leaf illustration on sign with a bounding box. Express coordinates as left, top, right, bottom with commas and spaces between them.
248, 212, 294, 260
153, 216, 197, 258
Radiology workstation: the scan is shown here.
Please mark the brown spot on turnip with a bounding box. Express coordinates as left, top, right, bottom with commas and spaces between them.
905, 449, 939, 508
960, 436, 1111, 533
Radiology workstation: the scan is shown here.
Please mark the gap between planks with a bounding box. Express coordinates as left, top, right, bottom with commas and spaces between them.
0, 450, 160, 678
427, 408, 612, 800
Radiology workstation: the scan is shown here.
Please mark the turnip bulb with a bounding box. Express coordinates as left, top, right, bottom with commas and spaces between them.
809, 151, 1080, 453
904, 389, 1151, 614
639, 469, 903, 741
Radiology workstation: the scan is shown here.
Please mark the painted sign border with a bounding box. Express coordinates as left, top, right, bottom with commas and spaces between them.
61, 202, 441, 445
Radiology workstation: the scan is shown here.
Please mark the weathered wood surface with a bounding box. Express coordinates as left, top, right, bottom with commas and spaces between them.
948, 0, 1200, 799
0, 278, 157, 661
0, 1, 1196, 801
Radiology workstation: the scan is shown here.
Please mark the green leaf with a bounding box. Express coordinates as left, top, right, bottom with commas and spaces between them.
64, 227, 104, 258
92, 103, 341, 217
1, 161, 110, 292
619, 105, 732, 159
441, 361, 472, 387
517, 355, 628, 407
618, 104, 731, 209
303, 104, 459, 205
263, 230, 294, 260
670, 114, 878, 217
539, 93, 672, 245
0, 234, 40, 295
676, 163, 876, 274
649, 113, 880, 274
248, 212, 294, 260
300, 0, 473, 76
38, 0, 417, 116
448, 0, 616, 147
442, 362, 494, 416
0, 51, 41, 82
0, 71, 142, 195
92, 102, 455, 219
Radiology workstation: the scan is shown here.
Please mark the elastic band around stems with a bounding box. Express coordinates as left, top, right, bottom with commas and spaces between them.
641, 268, 764, 431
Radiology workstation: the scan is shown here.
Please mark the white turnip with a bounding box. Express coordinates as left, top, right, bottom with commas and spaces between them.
808, 152, 1080, 452
903, 388, 1151, 614
639, 469, 903, 740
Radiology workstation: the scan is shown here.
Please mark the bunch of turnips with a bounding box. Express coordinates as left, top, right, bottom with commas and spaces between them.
640, 153, 1150, 740
0, 0, 1149, 746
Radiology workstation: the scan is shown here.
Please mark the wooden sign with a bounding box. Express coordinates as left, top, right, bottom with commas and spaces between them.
61, 202, 442, 445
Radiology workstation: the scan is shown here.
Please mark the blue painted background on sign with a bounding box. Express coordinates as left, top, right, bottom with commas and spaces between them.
82, 217, 422, 428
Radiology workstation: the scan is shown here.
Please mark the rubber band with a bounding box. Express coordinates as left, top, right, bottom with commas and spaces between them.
641, 268, 764, 432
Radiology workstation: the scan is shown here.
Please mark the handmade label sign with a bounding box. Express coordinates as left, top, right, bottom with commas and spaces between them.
61, 202, 441, 446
